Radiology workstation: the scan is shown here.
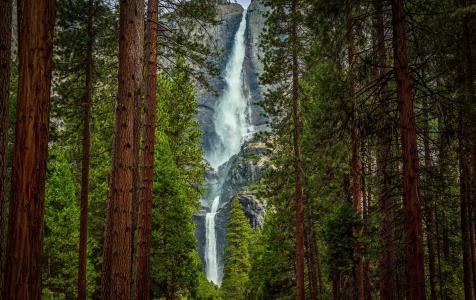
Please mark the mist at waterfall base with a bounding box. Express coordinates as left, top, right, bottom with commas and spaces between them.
203, 10, 252, 286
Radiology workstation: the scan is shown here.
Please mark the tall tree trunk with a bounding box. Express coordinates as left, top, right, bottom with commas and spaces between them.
290, 0, 304, 299
347, 2, 365, 298
134, 0, 157, 299
461, 0, 476, 290
101, 0, 144, 298
390, 0, 426, 299
2, 0, 55, 298
374, 3, 397, 299
423, 100, 438, 300
78, 1, 94, 299
459, 111, 474, 300
130, 0, 145, 293
305, 224, 318, 300
461, 0, 476, 297
0, 0, 12, 296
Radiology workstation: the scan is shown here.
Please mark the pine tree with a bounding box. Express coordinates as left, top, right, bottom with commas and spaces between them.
78, 1, 94, 298
150, 131, 201, 299
150, 64, 206, 299
42, 146, 80, 299
221, 198, 252, 300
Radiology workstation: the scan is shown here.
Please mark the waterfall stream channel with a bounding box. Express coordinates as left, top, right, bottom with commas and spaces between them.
203, 9, 251, 286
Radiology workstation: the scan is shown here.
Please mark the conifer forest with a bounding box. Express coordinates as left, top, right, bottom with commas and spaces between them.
1, 0, 476, 299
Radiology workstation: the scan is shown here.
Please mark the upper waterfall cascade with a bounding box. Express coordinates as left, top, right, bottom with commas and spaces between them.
206, 9, 252, 170
204, 9, 251, 285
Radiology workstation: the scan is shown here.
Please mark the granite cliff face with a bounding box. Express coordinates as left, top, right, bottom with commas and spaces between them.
193, 0, 269, 283
195, 0, 268, 155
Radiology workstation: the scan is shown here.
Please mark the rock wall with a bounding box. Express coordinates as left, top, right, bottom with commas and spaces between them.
195, 3, 244, 154
194, 0, 269, 282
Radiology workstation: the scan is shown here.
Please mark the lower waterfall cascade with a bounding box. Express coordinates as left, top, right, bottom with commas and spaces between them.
203, 8, 251, 286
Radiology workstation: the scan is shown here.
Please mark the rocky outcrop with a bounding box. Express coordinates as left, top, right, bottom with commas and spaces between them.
243, 0, 269, 132
194, 140, 270, 278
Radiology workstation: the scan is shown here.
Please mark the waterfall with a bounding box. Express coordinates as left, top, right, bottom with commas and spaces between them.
204, 9, 250, 285
205, 196, 220, 284
206, 9, 251, 169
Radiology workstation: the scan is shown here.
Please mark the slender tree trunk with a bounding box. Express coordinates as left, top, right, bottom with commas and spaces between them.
423, 100, 438, 300
390, 0, 426, 299
346, 2, 365, 298
0, 0, 12, 296
461, 1, 476, 297
101, 177, 114, 299
101, 0, 144, 298
290, 0, 304, 299
374, 4, 397, 299
78, 1, 94, 299
130, 0, 145, 293
459, 111, 474, 300
134, 0, 157, 299
2, 0, 55, 298
461, 1, 476, 291
306, 224, 318, 300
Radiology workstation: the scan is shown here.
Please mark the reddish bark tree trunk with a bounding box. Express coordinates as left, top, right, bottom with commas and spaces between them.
78, 1, 94, 299
101, 0, 143, 298
346, 3, 365, 298
130, 0, 144, 292
2, 0, 55, 298
134, 0, 157, 299
290, 1, 304, 299
0, 0, 12, 295
390, 0, 426, 299
305, 225, 318, 300
373, 4, 397, 299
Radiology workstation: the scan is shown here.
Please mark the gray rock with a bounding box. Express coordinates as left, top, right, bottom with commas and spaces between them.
193, 0, 270, 282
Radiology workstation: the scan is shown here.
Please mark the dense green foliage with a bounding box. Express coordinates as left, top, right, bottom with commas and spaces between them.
150, 64, 207, 299
221, 198, 252, 300
249, 0, 476, 299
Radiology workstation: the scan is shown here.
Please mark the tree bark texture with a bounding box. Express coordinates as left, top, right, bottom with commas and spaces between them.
2, 0, 55, 298
0, 0, 12, 296
78, 1, 94, 299
134, 0, 157, 299
391, 0, 426, 299
101, 0, 143, 298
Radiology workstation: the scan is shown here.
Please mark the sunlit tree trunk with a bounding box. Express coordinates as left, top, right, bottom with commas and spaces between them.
134, 0, 158, 299
101, 0, 144, 298
2, 0, 55, 298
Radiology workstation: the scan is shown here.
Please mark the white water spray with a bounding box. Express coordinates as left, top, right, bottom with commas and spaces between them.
206, 9, 251, 169
205, 196, 220, 284
204, 9, 251, 285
